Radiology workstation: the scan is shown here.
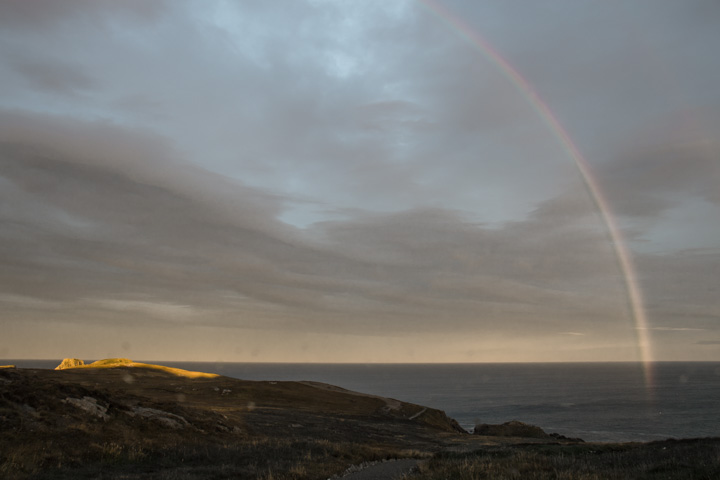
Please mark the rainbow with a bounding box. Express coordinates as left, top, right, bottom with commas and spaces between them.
418, 0, 653, 385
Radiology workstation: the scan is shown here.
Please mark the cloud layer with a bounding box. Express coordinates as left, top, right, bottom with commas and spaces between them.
1, 0, 718, 361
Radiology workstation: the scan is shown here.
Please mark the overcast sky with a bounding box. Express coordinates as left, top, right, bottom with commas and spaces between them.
1, 0, 718, 363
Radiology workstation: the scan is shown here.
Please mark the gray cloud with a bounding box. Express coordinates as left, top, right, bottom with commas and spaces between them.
599, 138, 720, 218
0, 112, 628, 337
636, 249, 720, 325
0, 0, 717, 361
0, 0, 168, 30
7, 55, 97, 97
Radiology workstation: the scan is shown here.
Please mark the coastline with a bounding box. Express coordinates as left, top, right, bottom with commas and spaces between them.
5, 359, 718, 442
2, 361, 719, 479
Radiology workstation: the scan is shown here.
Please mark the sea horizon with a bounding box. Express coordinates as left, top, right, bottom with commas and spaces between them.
5, 358, 720, 366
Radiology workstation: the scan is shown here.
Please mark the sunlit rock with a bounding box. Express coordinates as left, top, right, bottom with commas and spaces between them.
55, 358, 85, 370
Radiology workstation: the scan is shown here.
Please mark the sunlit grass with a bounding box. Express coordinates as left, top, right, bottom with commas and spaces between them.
60, 358, 219, 379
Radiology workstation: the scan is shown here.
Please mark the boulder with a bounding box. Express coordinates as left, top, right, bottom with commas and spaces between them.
127, 406, 189, 429
55, 358, 85, 370
62, 396, 109, 420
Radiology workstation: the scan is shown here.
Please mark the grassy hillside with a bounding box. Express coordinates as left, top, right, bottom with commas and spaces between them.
2, 360, 718, 479
1, 359, 467, 479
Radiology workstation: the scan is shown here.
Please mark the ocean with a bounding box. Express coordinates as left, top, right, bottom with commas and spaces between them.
6, 360, 719, 442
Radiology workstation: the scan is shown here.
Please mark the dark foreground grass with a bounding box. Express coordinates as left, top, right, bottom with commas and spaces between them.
409, 439, 720, 480
1, 436, 414, 480
0, 364, 451, 479
4, 365, 718, 479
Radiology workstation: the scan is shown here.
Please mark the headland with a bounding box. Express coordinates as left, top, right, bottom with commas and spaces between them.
1, 358, 717, 479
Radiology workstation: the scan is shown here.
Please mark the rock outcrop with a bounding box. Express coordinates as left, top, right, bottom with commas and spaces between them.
127, 406, 190, 429
62, 396, 109, 420
55, 358, 85, 370
474, 420, 549, 438
473, 420, 583, 442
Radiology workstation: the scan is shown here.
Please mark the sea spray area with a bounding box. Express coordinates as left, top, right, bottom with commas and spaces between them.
6, 361, 720, 442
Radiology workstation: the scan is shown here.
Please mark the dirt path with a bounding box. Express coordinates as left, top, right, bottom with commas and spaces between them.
337, 459, 421, 480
